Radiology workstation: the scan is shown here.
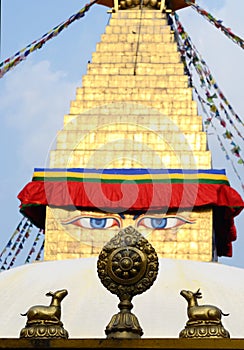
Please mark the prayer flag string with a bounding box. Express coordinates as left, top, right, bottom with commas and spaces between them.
35, 239, 45, 262
0, 217, 25, 262
0, 0, 99, 79
0, 218, 32, 271
6, 222, 33, 269
195, 88, 244, 192
172, 13, 244, 187
173, 13, 244, 145
0, 218, 45, 270
25, 229, 45, 264
185, 0, 244, 50
173, 12, 244, 131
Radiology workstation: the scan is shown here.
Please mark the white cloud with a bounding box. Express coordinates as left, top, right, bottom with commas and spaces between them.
0, 59, 79, 250
0, 59, 79, 168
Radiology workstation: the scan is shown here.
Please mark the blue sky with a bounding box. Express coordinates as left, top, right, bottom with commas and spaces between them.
0, 0, 243, 267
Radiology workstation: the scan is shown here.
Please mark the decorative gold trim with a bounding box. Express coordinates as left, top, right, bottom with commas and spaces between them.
119, 0, 161, 10
19, 324, 68, 339
97, 226, 159, 338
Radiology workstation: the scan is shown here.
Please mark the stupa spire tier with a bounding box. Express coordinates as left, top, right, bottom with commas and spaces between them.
54, 10, 210, 170
40, 9, 219, 263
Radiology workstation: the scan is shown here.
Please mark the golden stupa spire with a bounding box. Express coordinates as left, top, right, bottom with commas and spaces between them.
18, 0, 243, 264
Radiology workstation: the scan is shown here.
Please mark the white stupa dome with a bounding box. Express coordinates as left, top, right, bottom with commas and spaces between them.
0, 258, 243, 339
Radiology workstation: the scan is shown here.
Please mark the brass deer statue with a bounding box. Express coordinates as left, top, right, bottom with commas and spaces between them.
179, 288, 230, 338
20, 289, 69, 339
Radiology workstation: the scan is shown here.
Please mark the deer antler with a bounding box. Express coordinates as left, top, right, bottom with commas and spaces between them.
194, 288, 202, 299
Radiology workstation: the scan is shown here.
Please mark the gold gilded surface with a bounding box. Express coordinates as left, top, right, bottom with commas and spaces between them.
97, 0, 193, 12
44, 207, 212, 262
118, 0, 161, 11
97, 226, 158, 338
179, 289, 230, 338
45, 10, 213, 262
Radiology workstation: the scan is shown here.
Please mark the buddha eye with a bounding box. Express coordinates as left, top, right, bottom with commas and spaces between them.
137, 216, 194, 230
61, 216, 121, 229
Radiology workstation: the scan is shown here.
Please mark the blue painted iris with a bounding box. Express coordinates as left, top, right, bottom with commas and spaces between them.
62, 216, 120, 229
150, 218, 167, 229
62, 214, 194, 231
90, 218, 107, 229
137, 216, 194, 230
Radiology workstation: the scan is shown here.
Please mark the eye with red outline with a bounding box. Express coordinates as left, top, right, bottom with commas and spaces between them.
136, 216, 195, 230
61, 216, 121, 229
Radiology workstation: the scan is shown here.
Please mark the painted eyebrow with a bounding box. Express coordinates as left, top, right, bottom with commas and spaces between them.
133, 213, 142, 220
118, 213, 125, 219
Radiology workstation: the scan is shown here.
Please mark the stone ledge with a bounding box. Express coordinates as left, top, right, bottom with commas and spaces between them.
0, 338, 244, 349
